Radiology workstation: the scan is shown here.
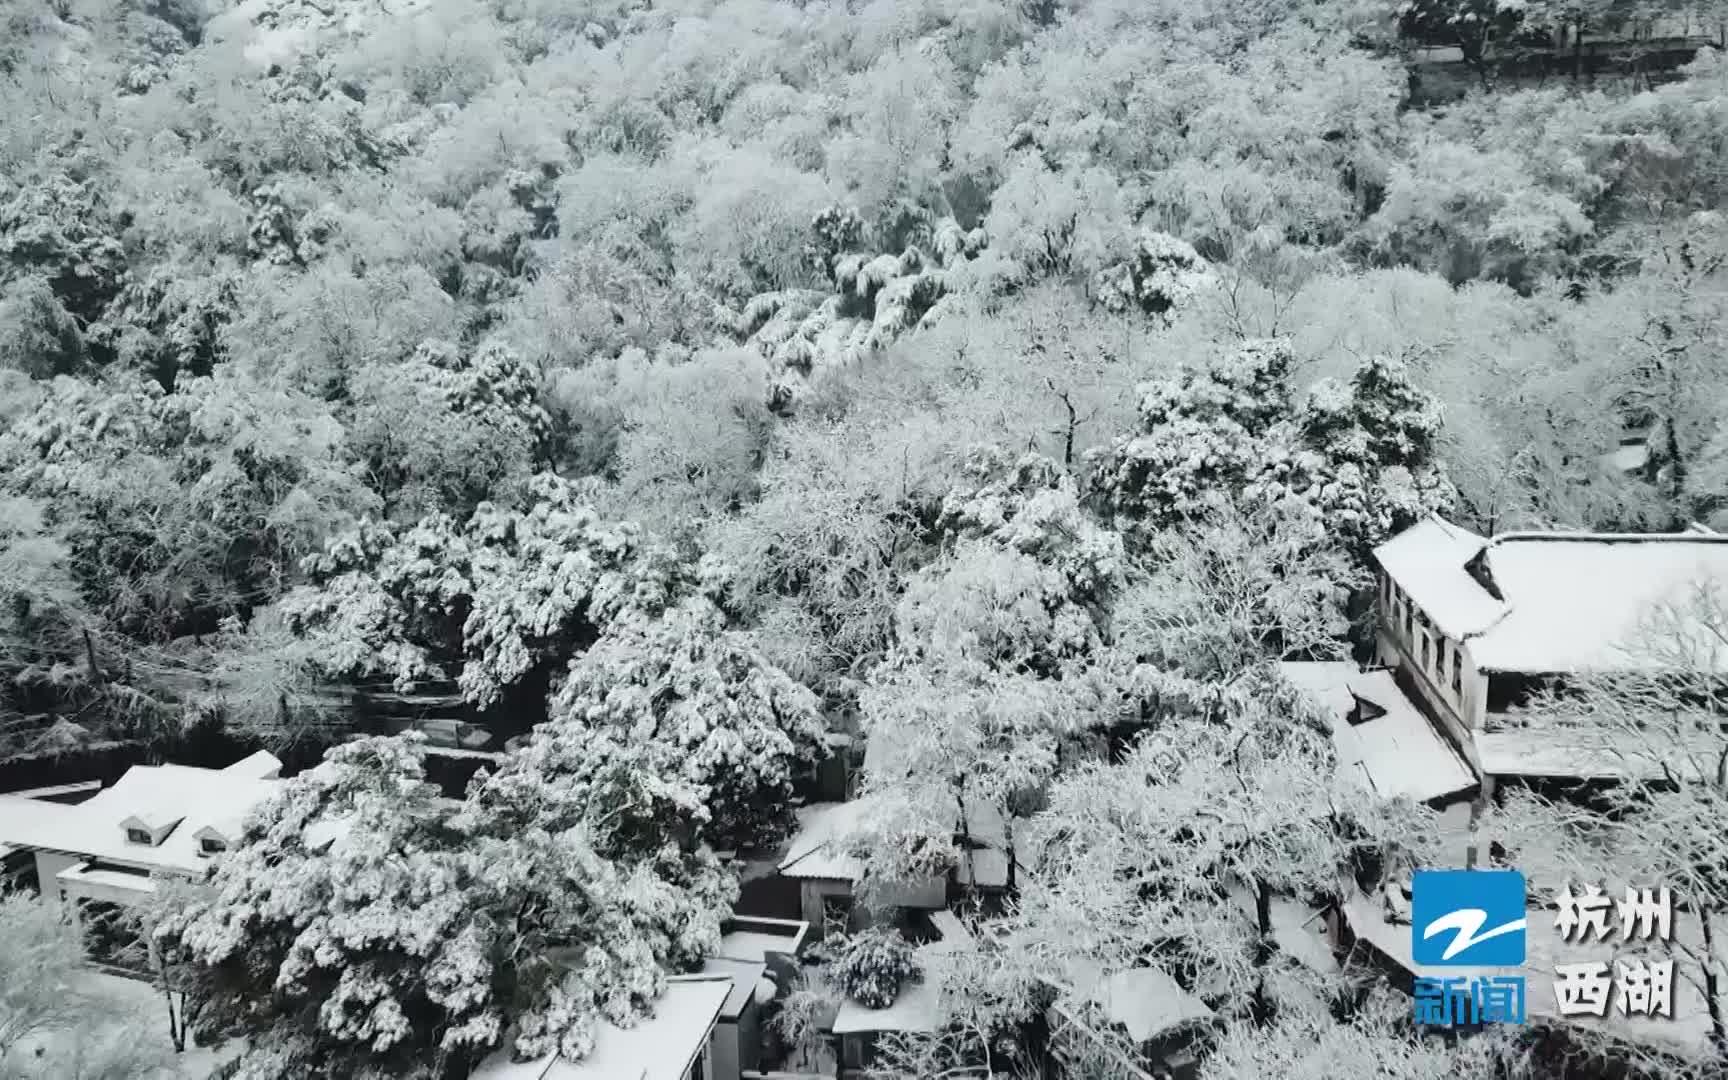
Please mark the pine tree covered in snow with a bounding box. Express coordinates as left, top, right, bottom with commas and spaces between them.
1090, 340, 1456, 563
156, 734, 735, 1078
834, 927, 918, 1010
279, 473, 702, 708
477, 595, 830, 852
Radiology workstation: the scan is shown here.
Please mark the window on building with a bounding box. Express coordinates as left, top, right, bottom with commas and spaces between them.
125, 828, 151, 845
1347, 693, 1388, 727
1403, 604, 1414, 640
1419, 633, 1430, 671
1452, 650, 1464, 696
200, 837, 227, 856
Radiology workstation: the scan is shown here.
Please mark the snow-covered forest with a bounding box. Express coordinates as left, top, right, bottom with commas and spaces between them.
2, 0, 1728, 1076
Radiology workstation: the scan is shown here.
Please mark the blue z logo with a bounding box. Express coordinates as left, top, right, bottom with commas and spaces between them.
1412, 869, 1527, 966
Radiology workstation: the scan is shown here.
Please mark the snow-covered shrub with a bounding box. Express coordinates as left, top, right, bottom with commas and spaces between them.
834, 928, 918, 1009
803, 204, 867, 281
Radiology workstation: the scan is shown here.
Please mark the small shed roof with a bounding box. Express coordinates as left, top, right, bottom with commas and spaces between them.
1225, 887, 1339, 976
1601, 444, 1650, 474
471, 977, 731, 1080
777, 802, 867, 882
925, 909, 973, 948
955, 846, 1010, 890
698, 957, 768, 1021
1279, 662, 1477, 804
832, 911, 977, 1035
1075, 966, 1214, 1043
714, 925, 806, 963
832, 977, 944, 1035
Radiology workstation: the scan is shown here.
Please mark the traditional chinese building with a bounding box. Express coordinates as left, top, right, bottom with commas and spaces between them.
1371, 515, 1728, 788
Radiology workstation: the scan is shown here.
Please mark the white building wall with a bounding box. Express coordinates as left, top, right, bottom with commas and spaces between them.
1376, 575, 1486, 769
708, 1022, 740, 1080
33, 850, 81, 903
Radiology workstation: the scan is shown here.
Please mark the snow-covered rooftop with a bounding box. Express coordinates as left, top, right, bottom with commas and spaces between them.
1070, 964, 1214, 1043
0, 753, 283, 875
778, 796, 1012, 892
1279, 662, 1477, 804
1225, 886, 1339, 976
714, 921, 809, 963
1376, 517, 1728, 675
472, 976, 732, 1080
832, 976, 944, 1035
777, 801, 868, 882
1473, 725, 1722, 782
1372, 516, 1500, 640
1468, 533, 1728, 674
832, 908, 975, 1035
697, 957, 768, 1020
1600, 443, 1650, 474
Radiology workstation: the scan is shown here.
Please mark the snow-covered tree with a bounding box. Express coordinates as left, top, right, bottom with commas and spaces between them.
550, 345, 778, 533
852, 447, 1125, 890
1088, 339, 1456, 564
1200, 990, 1506, 1080
159, 734, 735, 1078
1369, 137, 1594, 289
1087, 338, 1301, 534
1112, 501, 1355, 680
477, 596, 830, 852
279, 473, 700, 709
1092, 229, 1217, 321
1007, 686, 1425, 1026
1271, 351, 1459, 562
0, 892, 186, 1076
347, 337, 550, 519
0, 373, 373, 642
0, 370, 378, 756
0, 171, 129, 345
